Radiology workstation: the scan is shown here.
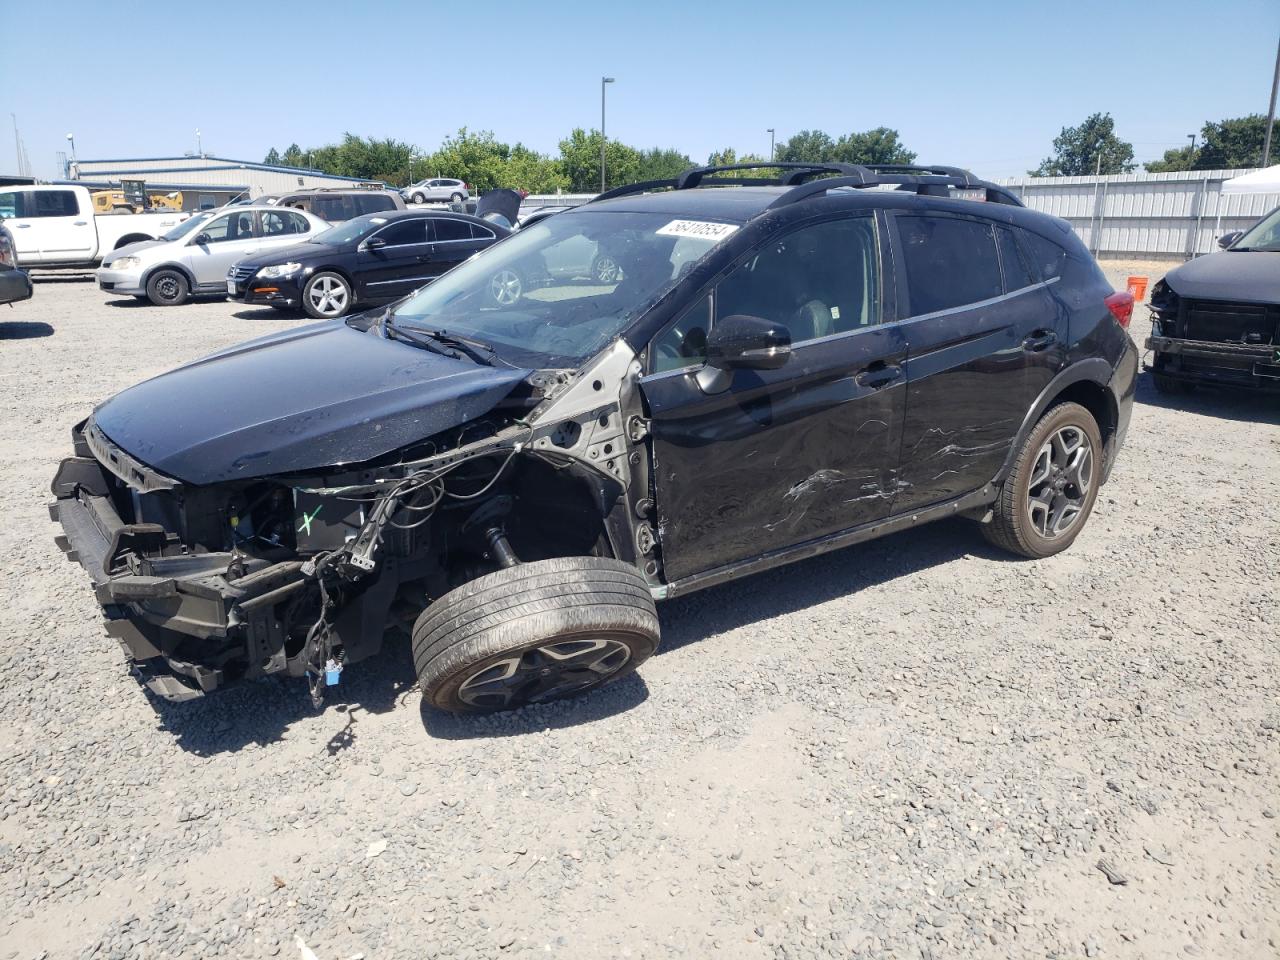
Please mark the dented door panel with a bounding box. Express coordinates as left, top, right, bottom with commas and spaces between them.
640, 325, 907, 582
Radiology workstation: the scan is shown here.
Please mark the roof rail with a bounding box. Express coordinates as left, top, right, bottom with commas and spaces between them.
589, 161, 1023, 208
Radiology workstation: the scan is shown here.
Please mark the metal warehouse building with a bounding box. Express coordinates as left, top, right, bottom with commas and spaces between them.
70, 155, 382, 200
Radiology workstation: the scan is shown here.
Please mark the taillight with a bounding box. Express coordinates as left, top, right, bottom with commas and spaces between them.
1104, 291, 1134, 329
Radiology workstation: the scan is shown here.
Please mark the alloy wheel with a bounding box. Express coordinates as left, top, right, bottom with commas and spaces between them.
307, 276, 349, 316
457, 638, 632, 709
593, 255, 622, 283
489, 269, 522, 305
1026, 425, 1094, 539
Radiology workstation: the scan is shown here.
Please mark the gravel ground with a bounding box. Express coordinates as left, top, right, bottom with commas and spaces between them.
0, 275, 1277, 960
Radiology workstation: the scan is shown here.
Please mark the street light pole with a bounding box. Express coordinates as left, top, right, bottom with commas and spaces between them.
65, 133, 76, 177
767, 128, 775, 161
600, 76, 615, 193
1264, 33, 1280, 167
196, 128, 202, 158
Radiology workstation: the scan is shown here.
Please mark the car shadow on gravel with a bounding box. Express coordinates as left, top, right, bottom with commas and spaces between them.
655, 516, 1005, 657
31, 274, 93, 284
151, 630, 421, 756
233, 307, 297, 321
0, 321, 54, 339
1134, 370, 1280, 424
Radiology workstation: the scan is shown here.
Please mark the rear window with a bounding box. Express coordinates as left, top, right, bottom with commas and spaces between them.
356, 194, 396, 215
1022, 231, 1067, 281
31, 190, 80, 218
432, 218, 472, 242
898, 215, 1002, 316
312, 196, 357, 221
997, 226, 1036, 291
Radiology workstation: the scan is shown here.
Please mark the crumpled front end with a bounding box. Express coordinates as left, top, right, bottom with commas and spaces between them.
50, 419, 317, 701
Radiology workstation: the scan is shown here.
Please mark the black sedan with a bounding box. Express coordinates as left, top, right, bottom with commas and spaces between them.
227, 210, 510, 319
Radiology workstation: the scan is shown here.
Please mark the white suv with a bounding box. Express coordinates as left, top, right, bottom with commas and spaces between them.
401, 179, 470, 204
96, 206, 329, 306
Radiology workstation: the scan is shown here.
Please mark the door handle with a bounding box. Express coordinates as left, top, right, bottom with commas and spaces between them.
74, 221, 88, 226
14, 223, 30, 228
854, 361, 903, 389
1022, 330, 1057, 352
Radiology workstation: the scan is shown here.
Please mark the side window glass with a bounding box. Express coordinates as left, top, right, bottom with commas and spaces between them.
716, 216, 880, 342
287, 211, 311, 234
196, 214, 233, 243
33, 191, 80, 217
375, 219, 426, 246
432, 218, 471, 242
1022, 231, 1067, 281
898, 216, 1002, 316
651, 294, 711, 372
358, 195, 395, 215
259, 210, 296, 236
0, 191, 23, 218
997, 226, 1035, 291
470, 223, 496, 240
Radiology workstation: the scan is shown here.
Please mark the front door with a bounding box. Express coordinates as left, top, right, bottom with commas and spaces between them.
184, 210, 262, 288
890, 213, 1066, 515
355, 217, 430, 300
640, 214, 907, 583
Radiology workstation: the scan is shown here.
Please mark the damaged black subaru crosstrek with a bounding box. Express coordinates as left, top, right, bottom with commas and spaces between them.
51, 163, 1138, 713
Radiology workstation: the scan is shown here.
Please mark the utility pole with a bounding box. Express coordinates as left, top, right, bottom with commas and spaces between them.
11, 114, 22, 176
767, 128, 775, 161
1264, 33, 1280, 167
600, 76, 615, 193
196, 128, 203, 158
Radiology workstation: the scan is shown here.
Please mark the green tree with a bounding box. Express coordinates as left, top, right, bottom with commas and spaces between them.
1144, 146, 1197, 173
263, 147, 281, 165
281, 143, 304, 167
1197, 115, 1269, 170
557, 129, 641, 192
1031, 113, 1135, 176
775, 129, 836, 163
420, 128, 512, 192
496, 144, 570, 194
636, 147, 694, 181
831, 127, 916, 165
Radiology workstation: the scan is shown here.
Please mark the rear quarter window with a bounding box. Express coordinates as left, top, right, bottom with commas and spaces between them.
356, 194, 397, 215
897, 215, 1002, 316
1021, 230, 1067, 281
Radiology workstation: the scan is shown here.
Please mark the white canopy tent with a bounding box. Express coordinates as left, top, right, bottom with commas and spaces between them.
1221, 164, 1280, 195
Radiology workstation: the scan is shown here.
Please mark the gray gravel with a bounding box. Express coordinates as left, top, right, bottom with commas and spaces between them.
1, 276, 1277, 960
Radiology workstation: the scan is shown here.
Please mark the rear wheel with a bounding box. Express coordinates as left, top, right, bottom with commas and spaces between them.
301, 271, 352, 319
145, 269, 189, 306
450, 192, 464, 202
982, 401, 1101, 559
414, 556, 660, 714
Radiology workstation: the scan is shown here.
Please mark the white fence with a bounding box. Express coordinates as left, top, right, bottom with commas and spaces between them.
528, 171, 1280, 262
995, 169, 1280, 261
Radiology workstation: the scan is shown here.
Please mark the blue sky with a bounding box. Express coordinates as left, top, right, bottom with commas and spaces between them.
2, 0, 1277, 181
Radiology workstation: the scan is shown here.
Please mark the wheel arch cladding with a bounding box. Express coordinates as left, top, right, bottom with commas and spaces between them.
115, 234, 154, 249
999, 359, 1118, 484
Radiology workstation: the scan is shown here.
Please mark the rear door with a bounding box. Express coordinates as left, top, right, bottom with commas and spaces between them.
354, 217, 430, 300
427, 217, 486, 277
640, 213, 907, 582
890, 212, 1065, 515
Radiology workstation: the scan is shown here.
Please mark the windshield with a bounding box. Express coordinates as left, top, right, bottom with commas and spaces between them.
1232, 207, 1280, 252
160, 211, 214, 242
312, 215, 388, 245
389, 210, 734, 367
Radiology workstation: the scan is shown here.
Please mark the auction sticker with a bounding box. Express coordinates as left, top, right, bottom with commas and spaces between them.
656, 220, 738, 242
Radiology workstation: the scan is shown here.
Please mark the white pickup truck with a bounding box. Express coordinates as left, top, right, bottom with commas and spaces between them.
0, 184, 191, 269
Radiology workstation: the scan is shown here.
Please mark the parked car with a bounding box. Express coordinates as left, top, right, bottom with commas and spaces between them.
96, 206, 330, 306
274, 189, 404, 222
402, 178, 470, 204
0, 185, 189, 269
0, 221, 33, 305
1146, 204, 1280, 394
227, 209, 508, 318
51, 161, 1136, 710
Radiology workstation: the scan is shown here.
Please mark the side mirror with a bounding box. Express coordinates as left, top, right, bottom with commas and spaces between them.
366, 236, 386, 250
695, 314, 791, 394
193, 233, 211, 245
1218, 230, 1243, 249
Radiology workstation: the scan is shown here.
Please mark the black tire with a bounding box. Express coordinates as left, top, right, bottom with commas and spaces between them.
450, 192, 464, 202
145, 269, 189, 306
982, 401, 1102, 559
412, 192, 426, 204
301, 271, 353, 319
1153, 371, 1193, 395
413, 556, 660, 714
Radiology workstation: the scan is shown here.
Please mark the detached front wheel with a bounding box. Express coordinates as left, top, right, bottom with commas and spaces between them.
413, 557, 660, 714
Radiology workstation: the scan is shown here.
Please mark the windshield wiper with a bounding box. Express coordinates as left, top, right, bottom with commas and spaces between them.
383, 318, 496, 366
